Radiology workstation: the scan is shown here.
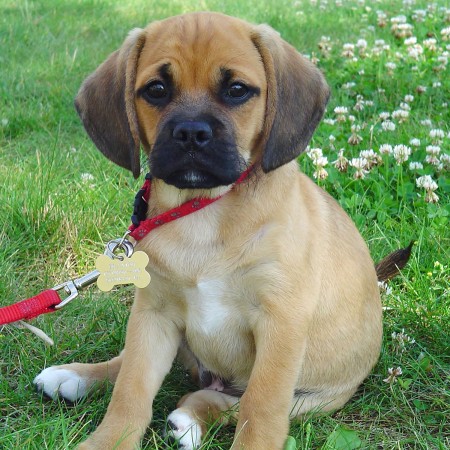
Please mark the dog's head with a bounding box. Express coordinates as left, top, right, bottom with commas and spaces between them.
75, 12, 329, 189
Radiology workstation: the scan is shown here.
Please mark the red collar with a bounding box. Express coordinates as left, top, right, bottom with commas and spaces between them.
128, 166, 253, 241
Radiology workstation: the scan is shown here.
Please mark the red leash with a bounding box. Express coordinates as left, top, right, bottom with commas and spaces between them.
0, 167, 253, 326
0, 290, 61, 325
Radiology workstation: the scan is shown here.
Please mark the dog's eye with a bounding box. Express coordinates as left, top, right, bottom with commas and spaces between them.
226, 83, 249, 99
146, 81, 168, 99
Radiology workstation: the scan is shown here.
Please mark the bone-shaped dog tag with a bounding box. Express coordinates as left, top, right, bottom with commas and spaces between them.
95, 251, 151, 292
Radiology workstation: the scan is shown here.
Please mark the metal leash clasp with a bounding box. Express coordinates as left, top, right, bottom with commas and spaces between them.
53, 236, 135, 309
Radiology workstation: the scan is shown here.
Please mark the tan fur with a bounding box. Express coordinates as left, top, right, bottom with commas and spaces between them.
39, 13, 383, 450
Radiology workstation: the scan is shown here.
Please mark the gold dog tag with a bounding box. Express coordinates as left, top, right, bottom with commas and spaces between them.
95, 251, 151, 292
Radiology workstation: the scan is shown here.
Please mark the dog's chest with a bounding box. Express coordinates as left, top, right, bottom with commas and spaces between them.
184, 278, 231, 334
181, 275, 255, 381
142, 209, 263, 376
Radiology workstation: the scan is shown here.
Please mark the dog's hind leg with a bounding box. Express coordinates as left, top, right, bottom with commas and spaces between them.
166, 389, 239, 450
34, 353, 123, 402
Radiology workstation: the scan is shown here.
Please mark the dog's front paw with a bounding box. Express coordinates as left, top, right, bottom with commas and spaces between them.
166, 409, 203, 450
34, 366, 88, 402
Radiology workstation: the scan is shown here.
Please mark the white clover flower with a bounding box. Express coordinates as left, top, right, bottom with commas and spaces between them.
412, 9, 427, 22
348, 133, 363, 145
391, 15, 407, 24
392, 329, 415, 353
393, 144, 412, 163
384, 367, 403, 384
360, 149, 381, 167
378, 281, 392, 295
433, 81, 442, 88
392, 22, 414, 39
323, 118, 336, 125
334, 106, 349, 122
404, 36, 417, 46
416, 175, 439, 203
350, 158, 367, 170
407, 44, 424, 59
333, 149, 349, 172
379, 112, 390, 120
354, 97, 365, 112
441, 26, 450, 41
342, 43, 355, 58
379, 144, 393, 154
410, 138, 420, 146
409, 161, 423, 170
343, 81, 356, 89
398, 23, 414, 35
425, 192, 439, 203
313, 167, 329, 180
310, 151, 328, 179
377, 11, 388, 27
314, 155, 328, 167
385, 61, 397, 71
440, 153, 450, 170
359, 149, 374, 159
307, 147, 323, 161
356, 39, 368, 48
81, 173, 95, 182
334, 106, 348, 115
392, 109, 409, 122
349, 157, 369, 179
318, 35, 333, 55
425, 145, 441, 165
404, 95, 414, 103
430, 129, 445, 140
382, 120, 396, 131
400, 102, 411, 111
426, 145, 441, 156
420, 119, 432, 127
444, 8, 450, 22
416, 85, 427, 94
423, 38, 437, 51
311, 54, 320, 65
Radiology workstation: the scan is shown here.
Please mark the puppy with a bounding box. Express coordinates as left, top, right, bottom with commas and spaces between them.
34, 12, 408, 450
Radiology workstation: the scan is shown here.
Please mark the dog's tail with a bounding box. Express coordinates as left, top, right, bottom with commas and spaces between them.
375, 241, 414, 282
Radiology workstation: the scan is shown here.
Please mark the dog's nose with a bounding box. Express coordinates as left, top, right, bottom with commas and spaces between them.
172, 121, 213, 148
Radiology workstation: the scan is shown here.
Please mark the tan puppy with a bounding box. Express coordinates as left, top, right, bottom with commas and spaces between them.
34, 12, 404, 450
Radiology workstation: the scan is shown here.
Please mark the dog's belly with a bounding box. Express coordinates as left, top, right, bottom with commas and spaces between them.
183, 277, 255, 386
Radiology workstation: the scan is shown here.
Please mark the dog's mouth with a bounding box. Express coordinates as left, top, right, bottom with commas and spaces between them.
163, 169, 230, 189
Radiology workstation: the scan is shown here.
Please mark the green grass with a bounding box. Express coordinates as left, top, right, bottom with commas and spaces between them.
1, 0, 449, 449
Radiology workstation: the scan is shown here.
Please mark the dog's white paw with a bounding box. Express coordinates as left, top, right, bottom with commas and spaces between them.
166, 409, 202, 450
34, 367, 88, 402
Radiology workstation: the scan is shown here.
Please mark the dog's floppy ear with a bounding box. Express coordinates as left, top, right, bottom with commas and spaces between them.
75, 29, 146, 178
252, 25, 330, 172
